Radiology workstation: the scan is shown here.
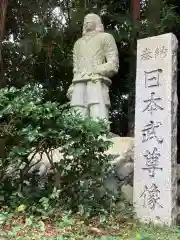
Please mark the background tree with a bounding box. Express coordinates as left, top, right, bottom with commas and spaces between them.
0, 0, 8, 87
1, 0, 180, 136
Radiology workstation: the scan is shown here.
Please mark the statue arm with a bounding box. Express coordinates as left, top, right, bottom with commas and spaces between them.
67, 42, 78, 100
67, 84, 73, 100
73, 42, 78, 75
94, 34, 119, 77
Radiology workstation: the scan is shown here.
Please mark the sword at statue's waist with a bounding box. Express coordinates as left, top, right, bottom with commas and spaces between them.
72, 74, 111, 85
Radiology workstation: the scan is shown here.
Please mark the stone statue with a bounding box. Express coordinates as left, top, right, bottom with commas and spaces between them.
67, 13, 119, 121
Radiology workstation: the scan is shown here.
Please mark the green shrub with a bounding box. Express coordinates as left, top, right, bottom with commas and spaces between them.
0, 84, 115, 217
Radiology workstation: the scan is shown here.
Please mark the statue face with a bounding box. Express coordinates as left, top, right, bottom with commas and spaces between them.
84, 15, 96, 32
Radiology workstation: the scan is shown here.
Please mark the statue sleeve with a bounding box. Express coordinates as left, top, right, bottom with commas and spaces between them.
94, 34, 119, 77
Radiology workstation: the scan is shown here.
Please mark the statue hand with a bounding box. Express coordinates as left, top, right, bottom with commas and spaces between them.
92, 66, 104, 77
67, 84, 73, 100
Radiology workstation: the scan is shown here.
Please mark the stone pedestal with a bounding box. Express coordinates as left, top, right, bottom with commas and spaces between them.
133, 33, 178, 226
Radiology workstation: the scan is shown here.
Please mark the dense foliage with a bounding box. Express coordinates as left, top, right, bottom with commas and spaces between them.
0, 84, 116, 217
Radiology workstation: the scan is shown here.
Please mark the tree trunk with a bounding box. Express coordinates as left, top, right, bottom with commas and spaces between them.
147, 0, 161, 36
0, 0, 8, 87
127, 0, 140, 137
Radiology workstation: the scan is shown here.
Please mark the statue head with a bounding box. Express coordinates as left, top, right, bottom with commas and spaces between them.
82, 13, 104, 36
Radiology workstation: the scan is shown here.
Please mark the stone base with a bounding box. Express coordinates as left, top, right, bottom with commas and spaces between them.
25, 136, 135, 203
104, 136, 134, 201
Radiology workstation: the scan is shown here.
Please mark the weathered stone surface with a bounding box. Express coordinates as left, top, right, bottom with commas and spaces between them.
121, 184, 133, 203
177, 185, 180, 197
116, 162, 133, 180
23, 136, 135, 201
133, 33, 178, 226
177, 164, 180, 180
28, 148, 63, 175
107, 137, 134, 165
103, 176, 120, 195
103, 137, 134, 195
177, 207, 180, 224
28, 136, 134, 177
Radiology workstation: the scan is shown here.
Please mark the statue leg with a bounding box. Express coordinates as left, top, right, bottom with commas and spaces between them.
87, 81, 109, 120
70, 82, 88, 118
72, 106, 88, 117
89, 103, 108, 120
90, 103, 110, 133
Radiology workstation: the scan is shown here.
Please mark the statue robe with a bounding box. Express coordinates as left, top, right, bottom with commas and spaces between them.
70, 31, 119, 116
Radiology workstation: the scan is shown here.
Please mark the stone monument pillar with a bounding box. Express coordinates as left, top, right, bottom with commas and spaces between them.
133, 33, 178, 226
